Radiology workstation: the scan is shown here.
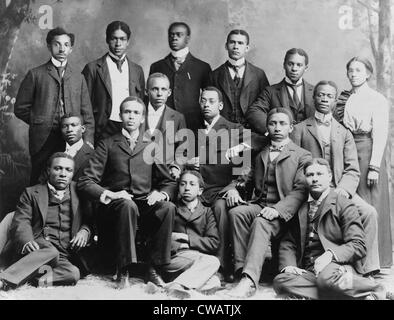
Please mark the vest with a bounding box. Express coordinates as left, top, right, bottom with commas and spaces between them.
44, 188, 72, 251
260, 157, 280, 207
226, 68, 244, 124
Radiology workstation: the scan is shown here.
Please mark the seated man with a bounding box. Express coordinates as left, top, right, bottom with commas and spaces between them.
0, 152, 91, 290
273, 158, 393, 300
158, 170, 221, 299
78, 96, 177, 289
291, 80, 380, 276
224, 108, 311, 298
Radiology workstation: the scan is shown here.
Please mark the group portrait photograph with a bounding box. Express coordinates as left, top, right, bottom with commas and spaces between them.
0, 0, 394, 302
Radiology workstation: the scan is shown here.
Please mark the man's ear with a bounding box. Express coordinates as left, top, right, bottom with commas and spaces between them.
288, 123, 294, 134
167, 88, 172, 97
81, 125, 86, 134
198, 188, 203, 196
218, 102, 224, 111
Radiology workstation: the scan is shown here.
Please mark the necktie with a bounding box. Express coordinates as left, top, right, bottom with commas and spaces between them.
286, 82, 302, 108
57, 66, 65, 79
227, 61, 244, 86
308, 200, 321, 219
109, 55, 125, 72
50, 187, 65, 201
126, 137, 136, 151
172, 55, 185, 71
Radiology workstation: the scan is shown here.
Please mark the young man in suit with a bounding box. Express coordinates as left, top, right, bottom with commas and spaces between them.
246, 48, 314, 135
77, 96, 177, 289
158, 170, 221, 299
82, 21, 145, 143
273, 158, 393, 300
14, 27, 94, 185
0, 153, 92, 290
149, 22, 211, 133
210, 29, 270, 126
291, 80, 380, 277
224, 108, 311, 298
144, 73, 187, 179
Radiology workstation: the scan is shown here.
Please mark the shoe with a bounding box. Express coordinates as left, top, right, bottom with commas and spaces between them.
146, 266, 166, 288
225, 275, 256, 298
386, 291, 394, 300
0, 279, 10, 291
116, 270, 130, 290
165, 282, 191, 299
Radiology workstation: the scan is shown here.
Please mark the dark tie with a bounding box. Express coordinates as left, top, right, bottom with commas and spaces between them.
109, 55, 125, 72
126, 137, 136, 151
57, 66, 65, 79
227, 61, 244, 86
286, 82, 302, 107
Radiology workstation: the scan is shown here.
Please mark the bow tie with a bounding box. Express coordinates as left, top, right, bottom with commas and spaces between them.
109, 55, 126, 72
269, 145, 284, 152
315, 118, 331, 126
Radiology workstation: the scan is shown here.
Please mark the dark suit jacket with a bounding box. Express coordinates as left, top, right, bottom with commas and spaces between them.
172, 201, 219, 255
210, 61, 269, 125
72, 142, 95, 181
14, 61, 94, 155
10, 182, 92, 254
246, 79, 315, 135
77, 125, 177, 201
145, 105, 187, 168
278, 190, 366, 274
149, 53, 211, 132
223, 141, 311, 222
291, 117, 360, 196
82, 54, 145, 142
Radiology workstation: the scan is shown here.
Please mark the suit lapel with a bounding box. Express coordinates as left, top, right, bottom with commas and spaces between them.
70, 182, 79, 221
97, 54, 112, 97
131, 124, 151, 156
318, 191, 336, 226
63, 64, 73, 81
303, 81, 315, 117
177, 52, 192, 72
242, 61, 253, 89
278, 80, 291, 109
164, 54, 176, 72
159, 106, 174, 134
127, 57, 139, 93
35, 184, 49, 225
306, 118, 323, 154
177, 202, 204, 222
46, 61, 61, 84
217, 64, 233, 108
298, 202, 309, 258
114, 133, 133, 156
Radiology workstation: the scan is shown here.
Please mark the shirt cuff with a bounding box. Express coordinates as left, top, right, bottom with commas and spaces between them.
80, 226, 91, 240
21, 242, 30, 255
100, 190, 111, 204
160, 191, 170, 201
241, 142, 252, 150
327, 249, 337, 261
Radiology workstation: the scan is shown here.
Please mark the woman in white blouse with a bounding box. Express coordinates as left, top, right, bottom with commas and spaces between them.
334, 56, 392, 268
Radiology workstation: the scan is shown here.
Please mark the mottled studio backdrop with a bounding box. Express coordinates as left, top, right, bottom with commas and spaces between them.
0, 0, 393, 231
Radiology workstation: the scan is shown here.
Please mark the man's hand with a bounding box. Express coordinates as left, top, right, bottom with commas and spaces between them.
225, 189, 247, 207
70, 229, 89, 251
334, 188, 350, 199
169, 167, 181, 179
282, 266, 307, 275
147, 190, 167, 206
258, 207, 280, 220
23, 240, 40, 254
172, 232, 189, 243
314, 251, 333, 275
225, 144, 245, 161
367, 170, 379, 187
101, 190, 133, 204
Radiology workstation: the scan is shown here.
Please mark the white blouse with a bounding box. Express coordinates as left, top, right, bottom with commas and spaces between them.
343, 83, 389, 167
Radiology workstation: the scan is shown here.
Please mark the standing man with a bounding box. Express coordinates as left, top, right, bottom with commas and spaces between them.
291, 80, 380, 277
14, 27, 94, 185
246, 48, 314, 135
82, 21, 145, 143
149, 22, 212, 133
0, 153, 92, 290
224, 108, 311, 298
273, 158, 393, 300
210, 29, 269, 126
78, 97, 177, 289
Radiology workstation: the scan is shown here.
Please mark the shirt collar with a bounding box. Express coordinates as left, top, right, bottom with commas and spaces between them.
308, 187, 331, 203
228, 57, 246, 67
51, 57, 67, 68
108, 51, 127, 61
315, 111, 332, 123
181, 198, 200, 212
148, 102, 166, 115
271, 137, 290, 149
65, 138, 84, 153
121, 128, 139, 142
171, 47, 189, 58
204, 114, 221, 130
285, 76, 303, 86
47, 182, 68, 197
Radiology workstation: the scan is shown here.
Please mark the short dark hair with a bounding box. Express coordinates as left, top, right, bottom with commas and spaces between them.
179, 170, 205, 189
106, 21, 131, 43
313, 80, 338, 98
168, 22, 191, 36
226, 29, 250, 45
303, 158, 332, 175
119, 96, 146, 115
60, 112, 83, 125
46, 27, 75, 46
47, 152, 74, 168
346, 56, 374, 75
201, 86, 223, 102
147, 73, 170, 89
266, 107, 294, 126
284, 48, 309, 66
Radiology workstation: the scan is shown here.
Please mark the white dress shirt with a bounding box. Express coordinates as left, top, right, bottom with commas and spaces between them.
147, 103, 166, 134
51, 57, 67, 77
269, 138, 290, 161
65, 139, 84, 158
227, 57, 246, 79
204, 114, 221, 134
314, 111, 332, 145
106, 52, 129, 122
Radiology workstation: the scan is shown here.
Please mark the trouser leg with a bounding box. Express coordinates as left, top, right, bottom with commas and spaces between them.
273, 271, 319, 299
